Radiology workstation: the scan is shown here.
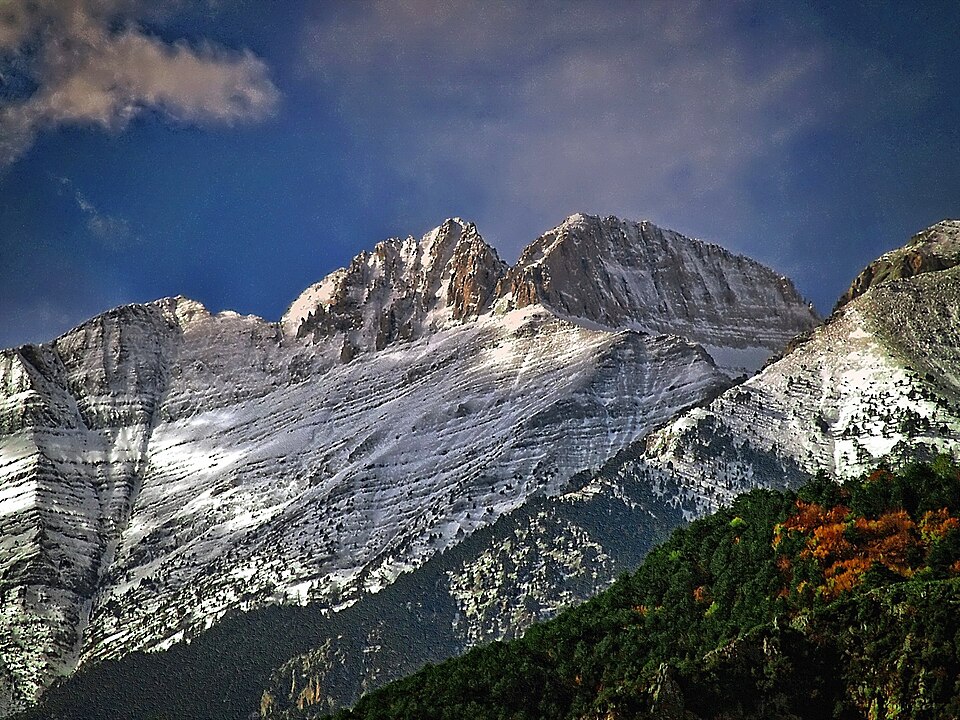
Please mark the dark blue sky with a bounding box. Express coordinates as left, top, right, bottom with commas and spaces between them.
1, 1, 958, 348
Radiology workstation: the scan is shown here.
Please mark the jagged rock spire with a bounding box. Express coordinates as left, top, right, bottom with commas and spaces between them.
281, 218, 507, 354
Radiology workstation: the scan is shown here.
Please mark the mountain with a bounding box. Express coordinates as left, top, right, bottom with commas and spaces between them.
0, 214, 818, 716
621, 218, 960, 518
252, 217, 960, 719
282, 218, 508, 354
834, 219, 960, 310
499, 214, 816, 377
312, 460, 960, 720
283, 214, 817, 377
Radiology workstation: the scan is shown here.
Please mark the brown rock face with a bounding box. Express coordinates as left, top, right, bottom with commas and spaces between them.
285, 219, 509, 352
834, 219, 960, 311
446, 233, 505, 321
259, 640, 353, 720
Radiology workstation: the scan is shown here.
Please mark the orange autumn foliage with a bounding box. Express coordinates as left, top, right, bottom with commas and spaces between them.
865, 467, 896, 484
775, 499, 950, 600
823, 511, 918, 597
920, 508, 960, 541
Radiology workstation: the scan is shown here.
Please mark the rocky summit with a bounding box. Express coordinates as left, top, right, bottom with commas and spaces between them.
0, 214, 819, 715
834, 219, 960, 310
500, 214, 817, 375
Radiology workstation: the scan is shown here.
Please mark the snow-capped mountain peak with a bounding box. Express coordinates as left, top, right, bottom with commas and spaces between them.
0, 214, 820, 715
281, 214, 819, 376
497, 213, 820, 375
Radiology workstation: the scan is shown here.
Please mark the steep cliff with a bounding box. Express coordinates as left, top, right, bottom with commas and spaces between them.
498, 214, 819, 375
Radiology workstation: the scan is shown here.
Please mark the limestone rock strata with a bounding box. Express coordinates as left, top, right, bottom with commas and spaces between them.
284, 214, 821, 376
498, 214, 820, 375
0, 215, 819, 715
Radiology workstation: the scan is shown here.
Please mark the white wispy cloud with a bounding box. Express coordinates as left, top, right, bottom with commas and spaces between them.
76, 190, 136, 248
0, 0, 280, 165
55, 175, 137, 248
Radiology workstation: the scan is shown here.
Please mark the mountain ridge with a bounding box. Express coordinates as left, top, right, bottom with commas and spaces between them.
0, 213, 818, 715
8, 217, 960, 720
834, 218, 960, 311
279, 213, 820, 376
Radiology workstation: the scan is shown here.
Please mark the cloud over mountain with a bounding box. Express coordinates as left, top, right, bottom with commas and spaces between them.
0, 0, 279, 165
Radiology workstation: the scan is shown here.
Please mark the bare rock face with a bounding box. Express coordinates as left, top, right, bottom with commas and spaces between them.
281, 219, 508, 351
835, 219, 960, 310
447, 229, 507, 321
0, 215, 819, 716
497, 214, 820, 375
284, 214, 820, 376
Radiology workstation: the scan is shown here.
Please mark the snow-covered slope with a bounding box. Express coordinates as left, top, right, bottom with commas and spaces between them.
0, 300, 189, 710
82, 310, 724, 662
621, 220, 960, 521
0, 215, 817, 715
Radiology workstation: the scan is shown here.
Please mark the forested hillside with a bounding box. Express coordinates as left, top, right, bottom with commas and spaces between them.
327, 459, 960, 720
